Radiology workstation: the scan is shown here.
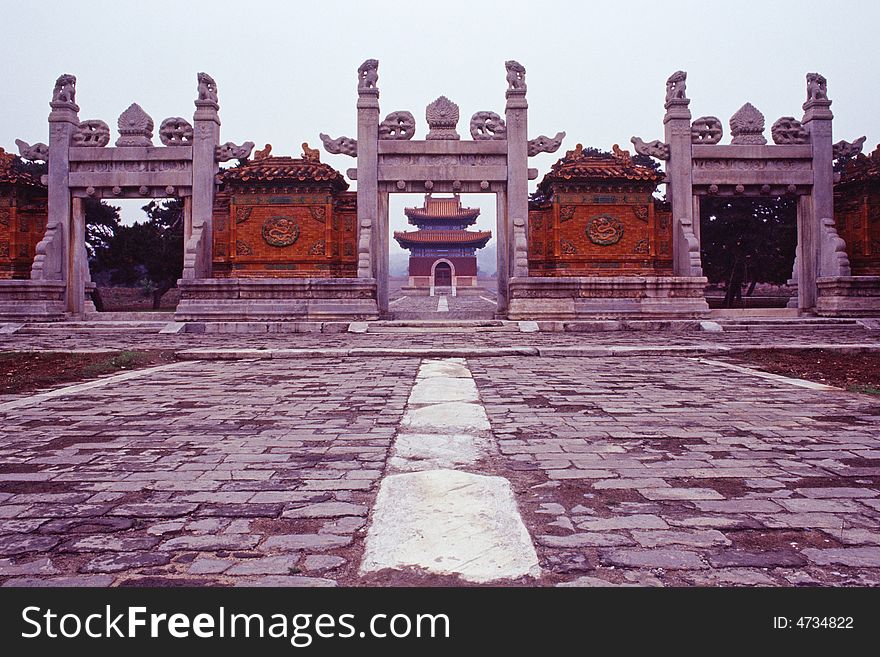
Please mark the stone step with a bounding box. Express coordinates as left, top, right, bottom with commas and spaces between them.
19, 321, 169, 334
84, 312, 175, 322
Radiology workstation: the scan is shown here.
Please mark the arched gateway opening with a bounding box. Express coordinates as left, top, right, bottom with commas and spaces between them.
319, 58, 565, 319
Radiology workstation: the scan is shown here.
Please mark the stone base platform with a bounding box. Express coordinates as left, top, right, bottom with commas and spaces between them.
0, 280, 67, 322
817, 276, 880, 317
175, 278, 380, 322
507, 276, 710, 320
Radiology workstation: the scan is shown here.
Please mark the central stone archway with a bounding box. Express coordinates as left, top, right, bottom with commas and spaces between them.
320, 59, 565, 317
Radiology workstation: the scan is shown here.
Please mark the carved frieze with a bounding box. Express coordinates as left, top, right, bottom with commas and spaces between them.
73, 120, 111, 147
730, 103, 767, 145
586, 215, 624, 246
262, 216, 300, 247
235, 207, 253, 224
693, 159, 811, 171
527, 132, 566, 156
159, 117, 194, 146
470, 112, 507, 140
633, 239, 649, 254
425, 96, 460, 140
309, 206, 327, 223
308, 239, 326, 255
235, 240, 253, 256
69, 160, 191, 173
116, 103, 154, 147
691, 117, 723, 144
633, 206, 649, 221
319, 133, 357, 157
379, 111, 416, 140
560, 206, 575, 222
770, 117, 808, 145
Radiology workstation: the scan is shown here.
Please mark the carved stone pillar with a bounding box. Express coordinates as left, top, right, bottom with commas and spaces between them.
504, 61, 529, 315
355, 60, 381, 305
662, 72, 701, 277
801, 73, 849, 311
32, 75, 79, 304
69, 197, 86, 315
186, 73, 220, 280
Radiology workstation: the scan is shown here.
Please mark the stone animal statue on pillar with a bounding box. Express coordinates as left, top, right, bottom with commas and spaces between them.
358, 59, 379, 92
806, 72, 828, 102
51, 74, 77, 105
197, 72, 218, 104
665, 71, 687, 104
505, 60, 526, 92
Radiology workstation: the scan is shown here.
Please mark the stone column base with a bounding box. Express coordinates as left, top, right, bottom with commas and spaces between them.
816, 276, 880, 316
175, 278, 380, 321
507, 276, 710, 320
0, 280, 67, 322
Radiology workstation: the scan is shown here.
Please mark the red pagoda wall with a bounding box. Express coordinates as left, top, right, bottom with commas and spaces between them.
528, 194, 672, 276
0, 149, 48, 280
408, 256, 478, 277
211, 153, 357, 278
834, 145, 880, 276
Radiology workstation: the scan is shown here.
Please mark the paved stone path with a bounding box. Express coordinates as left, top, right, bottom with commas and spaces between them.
1, 353, 878, 586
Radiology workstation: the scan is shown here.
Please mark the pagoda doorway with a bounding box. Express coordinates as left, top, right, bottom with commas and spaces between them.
432, 260, 453, 289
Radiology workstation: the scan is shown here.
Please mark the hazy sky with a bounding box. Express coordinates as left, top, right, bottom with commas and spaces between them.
4, 1, 879, 269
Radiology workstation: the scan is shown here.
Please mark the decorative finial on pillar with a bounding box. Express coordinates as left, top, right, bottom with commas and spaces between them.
358, 59, 379, 94
505, 60, 526, 96
803, 72, 832, 120
194, 72, 220, 123
50, 74, 78, 110
663, 70, 691, 123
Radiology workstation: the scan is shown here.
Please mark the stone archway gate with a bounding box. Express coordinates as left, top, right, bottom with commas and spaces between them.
632, 71, 870, 314
320, 59, 565, 316
7, 73, 252, 318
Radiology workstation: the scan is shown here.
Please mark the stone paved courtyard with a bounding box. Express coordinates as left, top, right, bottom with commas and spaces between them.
1, 339, 878, 586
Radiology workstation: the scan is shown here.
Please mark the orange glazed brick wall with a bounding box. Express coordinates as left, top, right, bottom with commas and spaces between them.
212, 149, 356, 278
834, 144, 880, 276
528, 144, 672, 276
0, 148, 47, 279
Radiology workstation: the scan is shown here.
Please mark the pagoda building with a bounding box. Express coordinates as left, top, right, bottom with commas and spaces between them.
393, 194, 491, 293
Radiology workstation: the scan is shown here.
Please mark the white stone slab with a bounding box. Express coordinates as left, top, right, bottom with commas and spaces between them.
348, 322, 369, 333
361, 469, 540, 583
408, 376, 479, 404
699, 321, 723, 333
416, 360, 471, 379
401, 402, 490, 431
518, 320, 539, 333
390, 433, 491, 471
437, 296, 449, 312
